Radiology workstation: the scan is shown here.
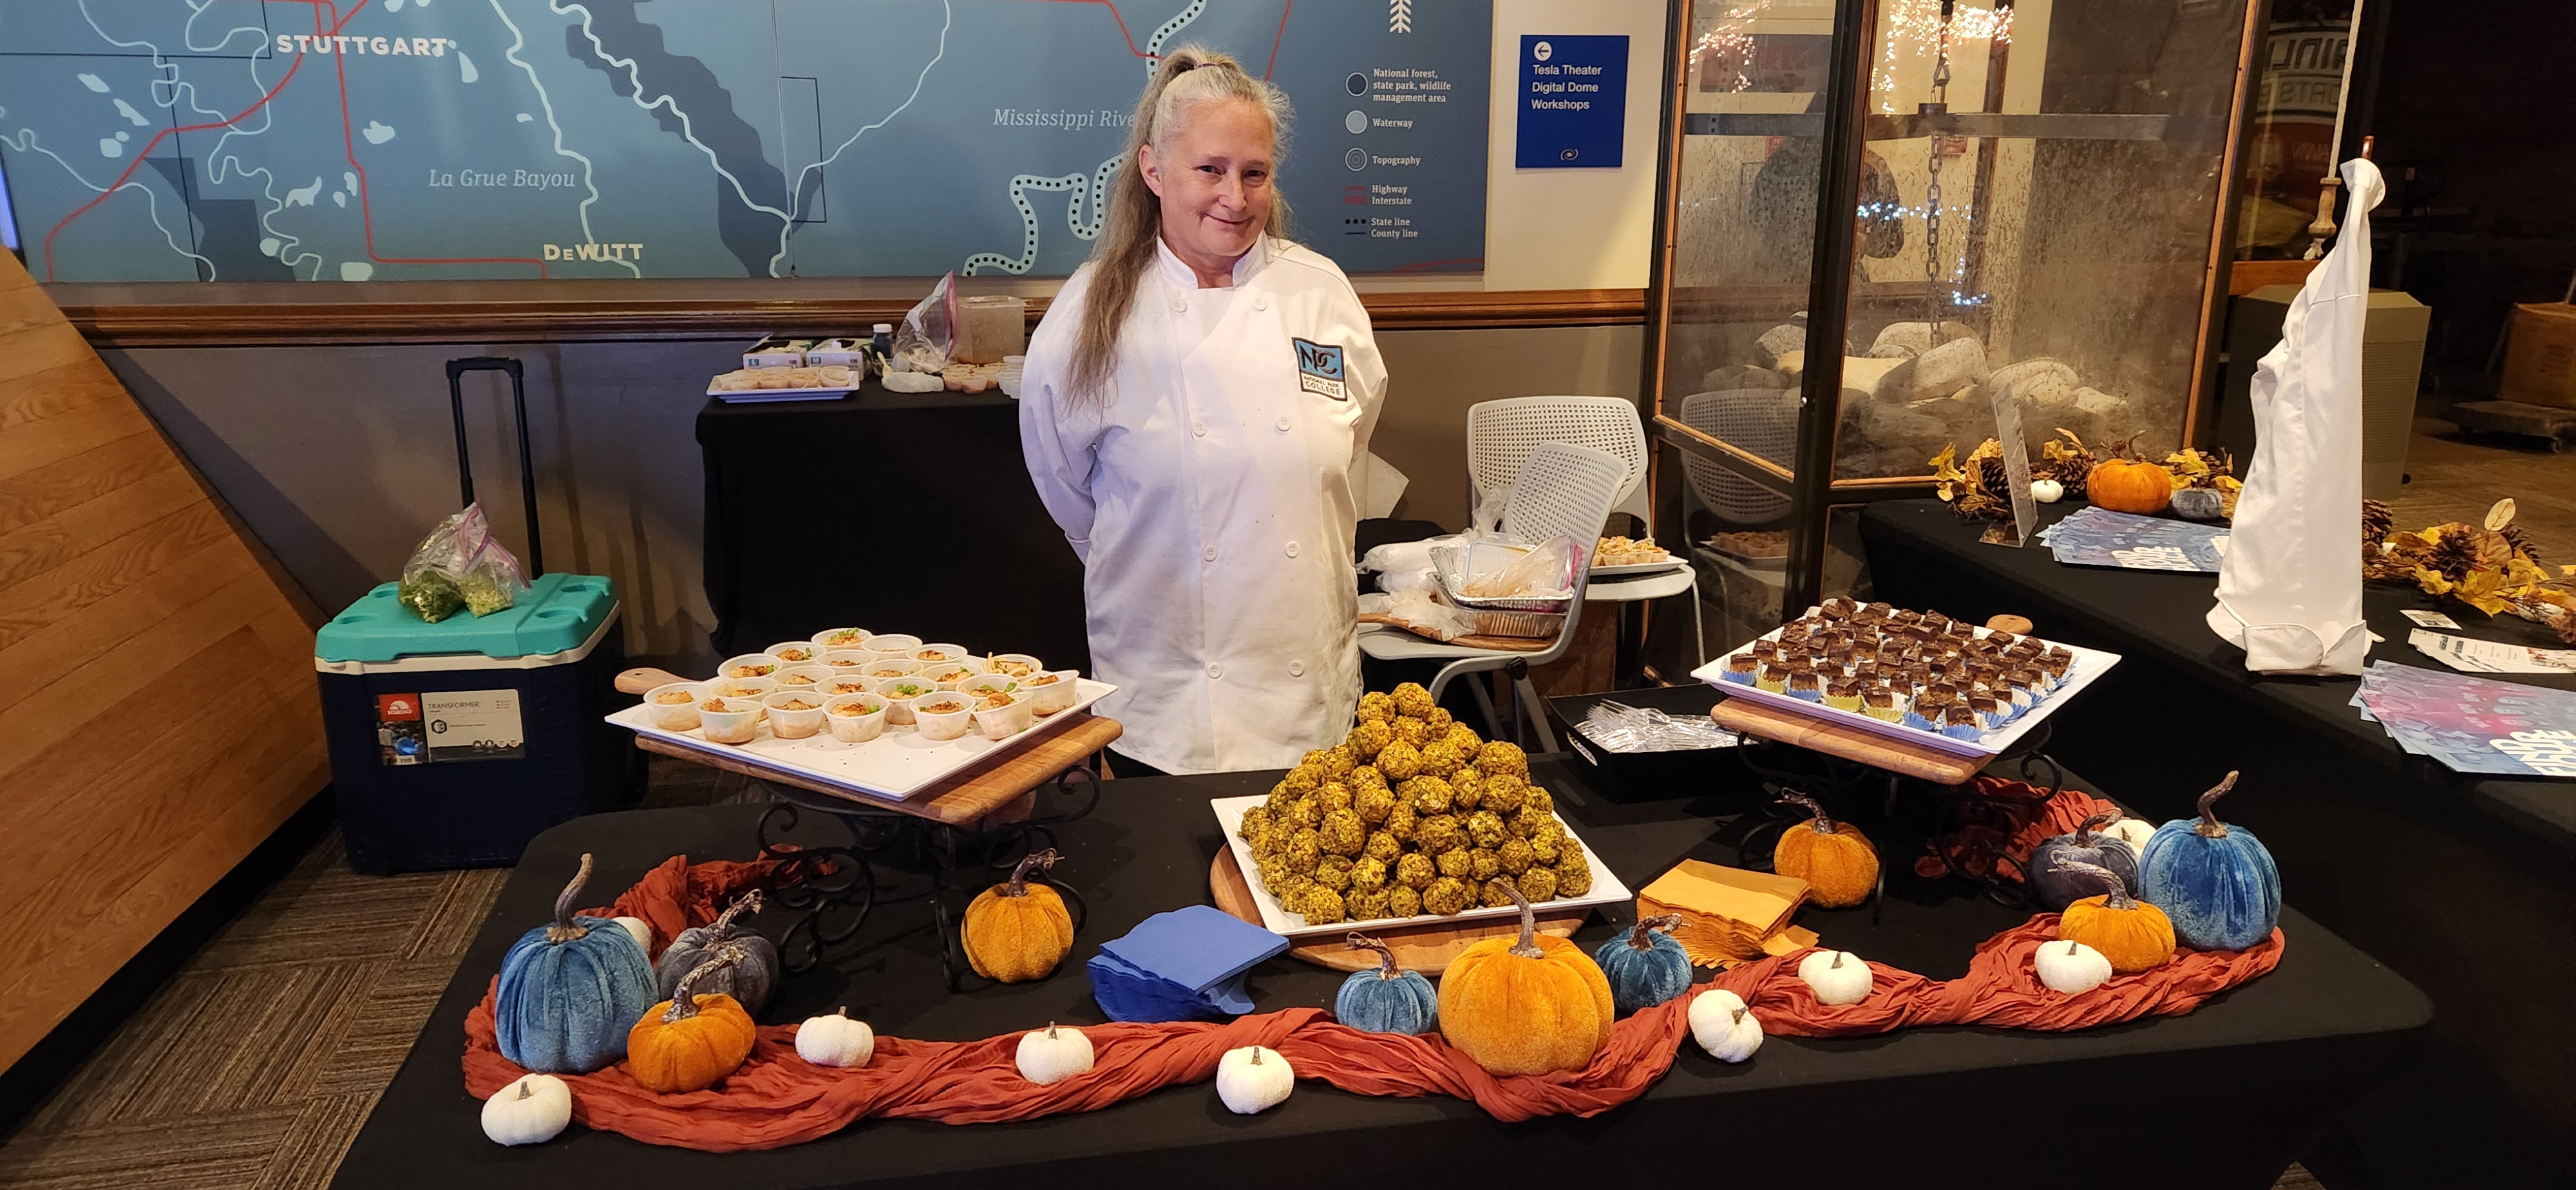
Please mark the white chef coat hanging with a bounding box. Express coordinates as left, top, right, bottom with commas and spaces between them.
1021, 235, 1387, 774
2206, 156, 2383, 675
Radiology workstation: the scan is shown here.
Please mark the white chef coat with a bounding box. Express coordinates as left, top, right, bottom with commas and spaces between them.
1019, 234, 1386, 775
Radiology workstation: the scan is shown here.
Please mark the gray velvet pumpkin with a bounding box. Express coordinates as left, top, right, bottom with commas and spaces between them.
654, 891, 781, 1016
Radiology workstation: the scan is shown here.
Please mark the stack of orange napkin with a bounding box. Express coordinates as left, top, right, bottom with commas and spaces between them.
1636, 859, 1820, 968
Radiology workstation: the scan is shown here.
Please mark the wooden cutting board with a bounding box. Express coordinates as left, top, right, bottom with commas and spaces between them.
1208, 850, 1587, 975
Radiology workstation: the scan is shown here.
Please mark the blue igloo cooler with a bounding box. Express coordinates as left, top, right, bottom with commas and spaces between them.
316, 573, 636, 874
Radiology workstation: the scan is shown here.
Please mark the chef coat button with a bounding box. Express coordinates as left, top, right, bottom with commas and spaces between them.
1284, 541, 1301, 558
1206, 663, 1224, 679
1289, 660, 1306, 677
1171, 299, 1188, 313
1203, 546, 1219, 562
1254, 297, 1269, 311
1275, 417, 1292, 433
1193, 421, 1208, 437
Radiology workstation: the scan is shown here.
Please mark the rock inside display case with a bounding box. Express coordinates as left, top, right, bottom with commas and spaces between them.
1647, 0, 2260, 617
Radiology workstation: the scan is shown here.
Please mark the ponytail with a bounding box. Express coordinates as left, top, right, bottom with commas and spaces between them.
1066, 47, 1294, 408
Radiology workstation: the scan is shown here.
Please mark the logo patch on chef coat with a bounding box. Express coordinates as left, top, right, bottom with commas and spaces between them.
1293, 338, 1348, 401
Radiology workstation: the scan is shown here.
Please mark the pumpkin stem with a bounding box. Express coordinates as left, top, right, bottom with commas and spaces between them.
515, 1081, 531, 1101
1346, 932, 1402, 980
1249, 1046, 1265, 1066
1045, 1022, 1060, 1039
1776, 791, 1835, 835
1002, 849, 1063, 897
544, 854, 595, 944
2075, 810, 2120, 843
707, 889, 764, 941
1732, 1006, 1748, 1026
2193, 772, 2240, 838
1489, 880, 1544, 959
661, 941, 749, 1024
1830, 951, 1846, 970
1627, 914, 1682, 952
2052, 857, 2136, 911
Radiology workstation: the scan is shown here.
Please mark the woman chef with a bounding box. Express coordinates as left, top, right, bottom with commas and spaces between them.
1019, 47, 1386, 777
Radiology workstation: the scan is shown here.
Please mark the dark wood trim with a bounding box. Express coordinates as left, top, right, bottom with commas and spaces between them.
57, 287, 1646, 347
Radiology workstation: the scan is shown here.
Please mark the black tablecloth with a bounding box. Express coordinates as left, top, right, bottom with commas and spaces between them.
336, 760, 2425, 1190
1860, 498, 2576, 1183
698, 385, 1090, 671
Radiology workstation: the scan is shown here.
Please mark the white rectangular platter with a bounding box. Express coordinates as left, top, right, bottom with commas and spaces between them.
607, 678, 1115, 800
708, 384, 857, 402
1209, 794, 1633, 940
1687, 628, 2122, 759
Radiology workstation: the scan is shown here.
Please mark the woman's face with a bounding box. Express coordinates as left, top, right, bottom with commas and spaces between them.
1139, 99, 1274, 276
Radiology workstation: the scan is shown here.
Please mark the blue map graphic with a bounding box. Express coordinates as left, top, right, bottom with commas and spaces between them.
0, 0, 1489, 281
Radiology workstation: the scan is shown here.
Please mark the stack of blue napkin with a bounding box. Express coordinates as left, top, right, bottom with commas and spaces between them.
1086, 905, 1289, 1023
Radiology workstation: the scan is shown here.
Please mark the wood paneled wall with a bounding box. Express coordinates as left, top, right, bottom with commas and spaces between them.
0, 251, 329, 1072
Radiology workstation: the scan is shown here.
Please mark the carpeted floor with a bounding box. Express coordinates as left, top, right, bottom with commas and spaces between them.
0, 422, 2557, 1189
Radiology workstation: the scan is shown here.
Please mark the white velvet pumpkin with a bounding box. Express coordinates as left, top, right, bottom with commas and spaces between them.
795, 1007, 875, 1068
1216, 1045, 1295, 1114
1014, 1023, 1094, 1086
2103, 817, 2156, 855
613, 916, 653, 955
1687, 988, 1765, 1063
2033, 938, 2114, 994
2030, 478, 2065, 504
480, 1073, 572, 1146
1797, 949, 1873, 1006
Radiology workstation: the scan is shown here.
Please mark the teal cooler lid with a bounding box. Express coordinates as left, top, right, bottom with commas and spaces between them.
317, 573, 618, 663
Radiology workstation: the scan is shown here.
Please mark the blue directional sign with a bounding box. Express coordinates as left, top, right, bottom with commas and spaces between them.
1515, 34, 1628, 169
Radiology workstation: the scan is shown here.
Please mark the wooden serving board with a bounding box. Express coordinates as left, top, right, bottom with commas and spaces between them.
1710, 699, 1984, 786
1208, 850, 1586, 976
637, 714, 1122, 830
1356, 615, 1552, 653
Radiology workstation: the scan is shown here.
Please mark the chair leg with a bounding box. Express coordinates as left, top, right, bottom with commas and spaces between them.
1467, 675, 1504, 740
1689, 576, 1708, 666
1513, 670, 1559, 754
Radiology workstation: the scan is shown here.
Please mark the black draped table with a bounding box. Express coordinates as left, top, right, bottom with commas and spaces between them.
698, 384, 1090, 670
336, 759, 2424, 1190
1859, 498, 2575, 1184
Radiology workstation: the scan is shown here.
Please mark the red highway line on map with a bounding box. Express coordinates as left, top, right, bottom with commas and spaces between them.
1010, 0, 1294, 80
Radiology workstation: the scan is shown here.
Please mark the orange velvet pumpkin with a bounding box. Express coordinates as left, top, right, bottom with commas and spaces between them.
2054, 858, 2176, 975
2086, 458, 2174, 515
627, 943, 759, 1094
1437, 880, 1615, 1076
1772, 793, 1879, 908
962, 849, 1075, 983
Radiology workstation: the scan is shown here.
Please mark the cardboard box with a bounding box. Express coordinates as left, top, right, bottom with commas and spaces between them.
2501, 303, 2576, 410
743, 335, 814, 369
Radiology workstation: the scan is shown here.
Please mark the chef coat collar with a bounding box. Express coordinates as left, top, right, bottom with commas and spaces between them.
1155, 232, 1272, 291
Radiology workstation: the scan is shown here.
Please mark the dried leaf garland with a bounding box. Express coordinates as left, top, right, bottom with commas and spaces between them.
2365, 498, 2576, 640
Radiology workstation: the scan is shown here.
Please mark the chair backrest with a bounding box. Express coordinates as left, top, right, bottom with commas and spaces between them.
1499, 442, 1629, 570
1677, 389, 1796, 523
1467, 397, 1650, 529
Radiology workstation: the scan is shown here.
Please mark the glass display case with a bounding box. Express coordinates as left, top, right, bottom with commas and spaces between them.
1645, 0, 2262, 615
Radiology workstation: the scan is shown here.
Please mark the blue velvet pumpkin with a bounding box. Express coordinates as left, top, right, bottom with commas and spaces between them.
496, 854, 658, 1073
2137, 772, 2281, 951
655, 891, 781, 1015
1334, 934, 1437, 1035
1594, 916, 1693, 1015
2028, 811, 2140, 912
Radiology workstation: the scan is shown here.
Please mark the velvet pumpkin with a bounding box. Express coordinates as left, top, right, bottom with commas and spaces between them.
1437, 880, 1615, 1076
2085, 457, 2174, 515
495, 854, 659, 1074
2137, 771, 2281, 950
1772, 793, 1879, 908
654, 890, 780, 1015
627, 943, 759, 1095
1335, 934, 1437, 1035
1594, 914, 1694, 1015
2054, 859, 2175, 975
2027, 811, 2141, 912
962, 849, 1075, 983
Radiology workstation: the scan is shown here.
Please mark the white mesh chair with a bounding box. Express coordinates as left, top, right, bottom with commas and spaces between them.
1359, 442, 1627, 752
1677, 389, 1797, 523
1466, 397, 1704, 671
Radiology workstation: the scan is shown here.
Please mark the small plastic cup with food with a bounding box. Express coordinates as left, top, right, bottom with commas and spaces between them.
862, 658, 923, 679
911, 693, 976, 742
1023, 669, 1082, 716
966, 685, 1034, 739
922, 662, 982, 691
644, 681, 706, 730
981, 653, 1043, 679
773, 665, 831, 690
824, 693, 890, 743
820, 648, 877, 671
815, 675, 878, 700
708, 675, 779, 704
810, 627, 873, 652
764, 641, 823, 665
696, 696, 764, 744
860, 633, 924, 656
911, 643, 970, 666
763, 690, 829, 739
875, 676, 937, 725
719, 654, 784, 681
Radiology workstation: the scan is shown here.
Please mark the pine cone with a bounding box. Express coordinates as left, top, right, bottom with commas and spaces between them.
2361, 499, 2396, 577
2501, 522, 2543, 565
